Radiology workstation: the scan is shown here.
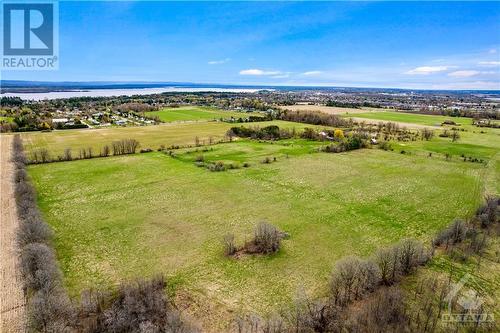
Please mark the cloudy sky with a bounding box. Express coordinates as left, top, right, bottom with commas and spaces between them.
4, 1, 500, 90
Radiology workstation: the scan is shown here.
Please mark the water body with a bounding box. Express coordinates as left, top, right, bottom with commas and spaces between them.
1, 87, 265, 101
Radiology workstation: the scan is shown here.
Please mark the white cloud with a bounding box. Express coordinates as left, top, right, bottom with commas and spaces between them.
302, 71, 322, 76
239, 69, 281, 76
448, 70, 480, 78
478, 61, 500, 66
208, 58, 230, 65
404, 66, 450, 75
489, 49, 497, 54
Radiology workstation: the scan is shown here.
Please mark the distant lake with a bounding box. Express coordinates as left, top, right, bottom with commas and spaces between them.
1, 87, 265, 101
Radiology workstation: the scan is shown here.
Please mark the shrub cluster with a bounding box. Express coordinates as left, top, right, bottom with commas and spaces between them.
224, 222, 286, 256
333, 239, 429, 302
229, 125, 294, 140
323, 133, 369, 153
111, 138, 140, 155
476, 196, 499, 228
77, 276, 196, 333
432, 197, 498, 260
433, 219, 468, 247
252, 222, 282, 254
207, 161, 227, 172
439, 129, 460, 141
195, 160, 241, 172
420, 128, 434, 140
378, 141, 393, 151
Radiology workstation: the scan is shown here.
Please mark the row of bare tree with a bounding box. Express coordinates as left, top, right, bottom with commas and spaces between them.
28, 139, 140, 164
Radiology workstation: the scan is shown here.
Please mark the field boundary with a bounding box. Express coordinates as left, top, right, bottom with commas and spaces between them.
0, 135, 26, 333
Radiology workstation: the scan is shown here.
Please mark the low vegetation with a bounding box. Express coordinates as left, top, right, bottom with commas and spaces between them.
225, 222, 286, 257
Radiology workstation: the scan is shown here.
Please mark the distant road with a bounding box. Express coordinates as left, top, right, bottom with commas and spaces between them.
0, 135, 26, 333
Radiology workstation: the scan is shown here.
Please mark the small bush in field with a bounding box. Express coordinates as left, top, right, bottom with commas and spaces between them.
223, 234, 237, 256
379, 141, 392, 151
207, 161, 226, 172
252, 222, 282, 254
334, 129, 344, 139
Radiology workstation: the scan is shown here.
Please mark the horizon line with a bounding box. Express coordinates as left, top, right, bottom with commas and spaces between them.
1, 80, 499, 92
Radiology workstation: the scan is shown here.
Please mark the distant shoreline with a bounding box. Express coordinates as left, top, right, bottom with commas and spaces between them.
0, 87, 268, 101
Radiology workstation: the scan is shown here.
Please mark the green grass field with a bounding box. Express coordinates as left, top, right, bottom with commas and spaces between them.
347, 110, 475, 127
29, 142, 486, 329
21, 109, 500, 329
145, 106, 257, 122
18, 120, 317, 158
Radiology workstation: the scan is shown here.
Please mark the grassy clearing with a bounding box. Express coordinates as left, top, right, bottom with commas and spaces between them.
145, 106, 256, 122
28, 143, 485, 329
175, 139, 326, 165
393, 137, 499, 162
18, 120, 319, 158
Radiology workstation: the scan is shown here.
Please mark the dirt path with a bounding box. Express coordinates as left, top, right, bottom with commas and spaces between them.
0, 135, 26, 333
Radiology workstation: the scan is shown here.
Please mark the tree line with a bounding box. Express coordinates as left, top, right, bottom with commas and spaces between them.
278, 110, 353, 127
28, 138, 141, 164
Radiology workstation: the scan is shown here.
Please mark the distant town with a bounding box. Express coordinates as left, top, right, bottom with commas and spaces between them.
1, 82, 499, 132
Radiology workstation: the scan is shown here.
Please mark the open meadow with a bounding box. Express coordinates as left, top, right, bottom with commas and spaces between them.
346, 110, 476, 127
145, 106, 257, 122
18, 120, 314, 158
27, 137, 490, 329
14, 108, 499, 330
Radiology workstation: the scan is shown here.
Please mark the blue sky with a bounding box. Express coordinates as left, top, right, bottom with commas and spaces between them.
4, 1, 500, 90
